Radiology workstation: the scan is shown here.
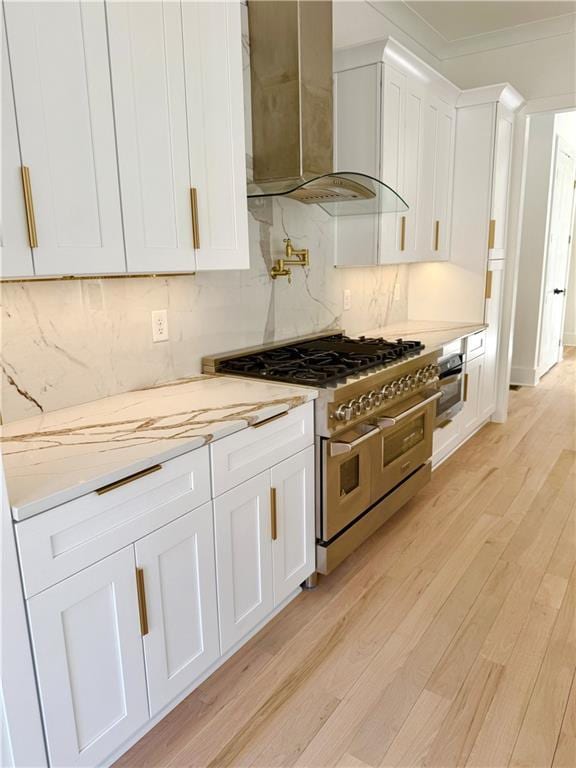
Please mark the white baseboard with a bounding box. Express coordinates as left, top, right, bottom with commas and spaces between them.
563, 332, 576, 346
510, 366, 539, 387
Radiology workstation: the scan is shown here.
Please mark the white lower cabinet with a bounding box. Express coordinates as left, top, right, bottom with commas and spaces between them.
214, 446, 316, 654
480, 260, 505, 421
135, 502, 220, 717
271, 445, 316, 605
461, 354, 484, 435
27, 547, 148, 768
213, 472, 275, 653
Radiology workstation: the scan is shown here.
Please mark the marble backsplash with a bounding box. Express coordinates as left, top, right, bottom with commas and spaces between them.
0, 197, 409, 422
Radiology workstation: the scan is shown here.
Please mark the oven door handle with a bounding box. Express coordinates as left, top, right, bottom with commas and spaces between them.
376, 390, 443, 428
329, 426, 381, 457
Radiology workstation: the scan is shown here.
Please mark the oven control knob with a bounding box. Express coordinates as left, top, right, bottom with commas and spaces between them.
359, 394, 371, 413
416, 368, 427, 384
334, 403, 352, 422
399, 377, 411, 392
370, 390, 383, 407
392, 380, 404, 395
351, 399, 363, 417
408, 374, 418, 389
382, 384, 395, 399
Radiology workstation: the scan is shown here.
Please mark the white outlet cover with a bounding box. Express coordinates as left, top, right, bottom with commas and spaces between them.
151, 309, 169, 343
343, 289, 352, 311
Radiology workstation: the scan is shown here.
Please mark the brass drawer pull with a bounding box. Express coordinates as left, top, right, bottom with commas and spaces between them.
463, 372, 469, 402
434, 220, 440, 251
252, 410, 288, 429
270, 487, 278, 540
485, 270, 493, 300
400, 216, 406, 251
95, 464, 161, 495
190, 187, 200, 249
21, 166, 38, 248
488, 219, 496, 250
135, 568, 149, 636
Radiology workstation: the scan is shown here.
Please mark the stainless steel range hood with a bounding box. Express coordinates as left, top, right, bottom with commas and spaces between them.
247, 0, 407, 217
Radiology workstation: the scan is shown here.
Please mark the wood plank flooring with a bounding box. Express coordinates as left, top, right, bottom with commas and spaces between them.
116, 349, 576, 768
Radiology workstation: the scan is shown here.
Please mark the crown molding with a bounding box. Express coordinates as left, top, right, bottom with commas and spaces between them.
365, 1, 576, 61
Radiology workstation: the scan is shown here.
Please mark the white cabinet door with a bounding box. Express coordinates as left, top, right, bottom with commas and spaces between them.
107, 1, 197, 274
182, 1, 249, 271
400, 77, 426, 263
135, 502, 220, 716
4, 1, 125, 276
271, 446, 315, 604
379, 64, 406, 264
1, 18, 33, 278
213, 472, 274, 653
431, 98, 455, 261
27, 548, 148, 768
480, 259, 505, 421
461, 354, 484, 436
489, 104, 514, 259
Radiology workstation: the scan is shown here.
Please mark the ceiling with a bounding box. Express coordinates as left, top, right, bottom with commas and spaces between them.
405, 1, 576, 41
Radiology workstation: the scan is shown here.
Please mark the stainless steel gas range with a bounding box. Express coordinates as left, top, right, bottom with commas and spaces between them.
203, 332, 440, 579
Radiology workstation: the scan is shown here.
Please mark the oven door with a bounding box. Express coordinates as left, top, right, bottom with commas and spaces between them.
371, 390, 439, 503
321, 423, 379, 541
436, 373, 464, 426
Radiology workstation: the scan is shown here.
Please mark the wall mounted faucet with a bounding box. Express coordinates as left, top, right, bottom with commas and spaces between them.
270, 238, 309, 283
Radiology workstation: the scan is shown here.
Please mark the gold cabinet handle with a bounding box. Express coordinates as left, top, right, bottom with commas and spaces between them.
434, 220, 440, 251
463, 372, 469, 402
488, 219, 496, 250
21, 166, 38, 248
190, 187, 200, 249
400, 216, 406, 251
95, 464, 161, 495
135, 568, 149, 636
270, 487, 278, 540
485, 270, 493, 300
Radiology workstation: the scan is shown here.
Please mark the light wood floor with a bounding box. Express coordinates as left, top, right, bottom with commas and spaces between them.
117, 350, 576, 768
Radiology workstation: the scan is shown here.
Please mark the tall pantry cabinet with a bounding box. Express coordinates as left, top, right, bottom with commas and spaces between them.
2, 0, 249, 279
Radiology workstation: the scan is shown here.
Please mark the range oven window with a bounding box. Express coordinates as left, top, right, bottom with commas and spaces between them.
383, 415, 425, 467
437, 378, 462, 418
340, 455, 360, 497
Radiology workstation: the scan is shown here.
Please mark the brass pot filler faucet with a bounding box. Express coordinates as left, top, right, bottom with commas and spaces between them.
270, 238, 309, 283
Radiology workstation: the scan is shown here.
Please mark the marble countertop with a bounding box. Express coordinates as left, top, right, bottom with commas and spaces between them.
1, 375, 317, 521
361, 320, 487, 351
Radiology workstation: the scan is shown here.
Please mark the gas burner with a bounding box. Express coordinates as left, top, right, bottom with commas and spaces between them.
215, 333, 425, 387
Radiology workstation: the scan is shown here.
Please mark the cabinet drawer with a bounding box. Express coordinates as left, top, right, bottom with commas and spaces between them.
16, 448, 210, 597
466, 331, 486, 361
211, 403, 314, 496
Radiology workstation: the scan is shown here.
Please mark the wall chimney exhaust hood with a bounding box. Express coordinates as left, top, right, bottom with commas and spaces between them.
247, 0, 408, 217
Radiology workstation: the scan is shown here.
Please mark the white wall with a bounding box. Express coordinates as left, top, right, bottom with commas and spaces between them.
563, 218, 576, 345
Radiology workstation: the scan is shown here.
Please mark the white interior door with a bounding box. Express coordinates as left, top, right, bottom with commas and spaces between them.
135, 502, 220, 717
27, 547, 148, 767
4, 1, 125, 276
538, 137, 576, 375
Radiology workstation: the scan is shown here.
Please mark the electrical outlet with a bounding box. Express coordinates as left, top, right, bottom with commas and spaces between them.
343, 289, 352, 311
151, 309, 169, 343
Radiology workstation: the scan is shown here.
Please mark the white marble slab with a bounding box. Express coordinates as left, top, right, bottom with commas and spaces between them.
362, 320, 487, 352
1, 376, 317, 520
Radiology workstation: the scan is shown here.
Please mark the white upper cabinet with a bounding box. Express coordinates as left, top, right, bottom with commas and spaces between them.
1, 17, 33, 278
489, 104, 514, 259
107, 0, 249, 273
334, 38, 458, 267
4, 1, 125, 277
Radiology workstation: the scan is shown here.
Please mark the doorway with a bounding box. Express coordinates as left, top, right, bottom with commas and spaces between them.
511, 109, 576, 386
